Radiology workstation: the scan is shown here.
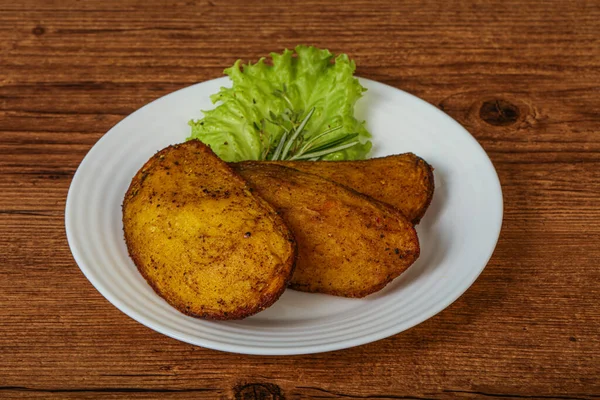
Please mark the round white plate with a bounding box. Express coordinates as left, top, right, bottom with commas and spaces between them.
65, 77, 503, 355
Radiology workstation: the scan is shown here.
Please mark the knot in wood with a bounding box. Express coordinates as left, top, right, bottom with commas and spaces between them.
479, 99, 520, 126
32, 26, 46, 36
234, 383, 284, 400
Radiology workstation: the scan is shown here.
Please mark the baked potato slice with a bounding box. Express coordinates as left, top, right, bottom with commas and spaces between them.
232, 163, 420, 298
122, 140, 296, 320
235, 153, 434, 224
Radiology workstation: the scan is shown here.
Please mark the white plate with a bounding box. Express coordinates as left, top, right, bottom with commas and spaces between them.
65, 77, 503, 355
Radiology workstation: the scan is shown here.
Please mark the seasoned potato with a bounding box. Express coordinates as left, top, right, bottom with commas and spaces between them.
235, 153, 434, 224
122, 140, 296, 320
232, 163, 420, 298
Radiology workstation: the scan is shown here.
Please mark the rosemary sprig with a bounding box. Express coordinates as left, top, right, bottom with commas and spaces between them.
290, 140, 360, 160
270, 130, 288, 161
280, 107, 314, 160
295, 124, 343, 156
262, 87, 360, 161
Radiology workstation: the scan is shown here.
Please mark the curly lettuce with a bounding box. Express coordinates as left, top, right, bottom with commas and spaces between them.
188, 45, 371, 162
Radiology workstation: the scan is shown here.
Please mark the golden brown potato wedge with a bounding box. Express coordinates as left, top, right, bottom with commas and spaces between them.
122, 140, 296, 320
235, 153, 434, 224
232, 163, 420, 298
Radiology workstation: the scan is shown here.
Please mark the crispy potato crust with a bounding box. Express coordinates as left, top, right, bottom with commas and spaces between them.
122, 140, 296, 320
232, 163, 420, 298
236, 153, 434, 224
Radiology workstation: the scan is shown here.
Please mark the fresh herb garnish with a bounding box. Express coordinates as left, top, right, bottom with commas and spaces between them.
262, 106, 357, 162
188, 45, 372, 162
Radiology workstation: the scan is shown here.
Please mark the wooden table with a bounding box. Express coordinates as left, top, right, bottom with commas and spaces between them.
1, 0, 599, 398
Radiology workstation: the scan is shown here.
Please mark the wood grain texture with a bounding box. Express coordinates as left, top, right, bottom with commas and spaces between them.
1, 0, 599, 399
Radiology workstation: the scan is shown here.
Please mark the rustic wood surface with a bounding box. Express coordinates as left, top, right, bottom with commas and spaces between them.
1, 0, 599, 398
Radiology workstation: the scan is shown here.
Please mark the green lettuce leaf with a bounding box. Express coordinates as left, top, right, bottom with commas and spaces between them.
188, 45, 372, 162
